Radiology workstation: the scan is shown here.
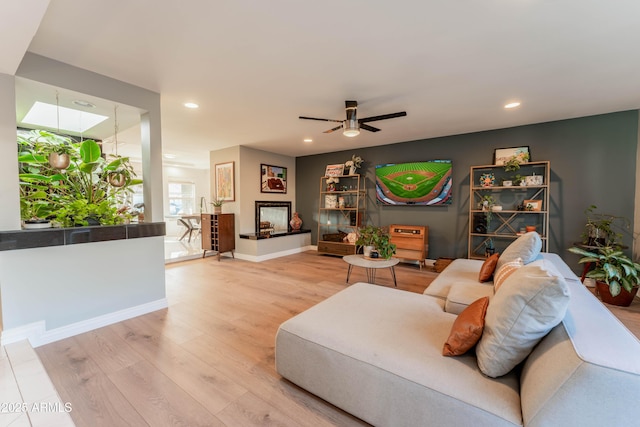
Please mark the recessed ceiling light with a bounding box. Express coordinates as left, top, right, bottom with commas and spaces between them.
303, 138, 313, 143
184, 102, 199, 109
72, 100, 96, 108
504, 102, 521, 109
163, 153, 177, 159
22, 101, 108, 133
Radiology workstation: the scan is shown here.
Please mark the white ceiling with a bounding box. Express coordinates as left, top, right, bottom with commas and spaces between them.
5, 1, 640, 169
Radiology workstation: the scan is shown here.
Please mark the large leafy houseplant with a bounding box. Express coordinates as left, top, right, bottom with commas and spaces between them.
580, 205, 629, 248
18, 130, 142, 227
568, 246, 640, 304
356, 225, 396, 259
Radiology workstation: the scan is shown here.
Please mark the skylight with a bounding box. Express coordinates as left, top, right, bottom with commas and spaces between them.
22, 101, 109, 133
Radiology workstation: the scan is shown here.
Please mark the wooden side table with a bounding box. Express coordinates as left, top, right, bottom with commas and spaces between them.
343, 254, 399, 287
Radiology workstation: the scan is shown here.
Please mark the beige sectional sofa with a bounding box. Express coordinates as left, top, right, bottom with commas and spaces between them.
275, 234, 640, 426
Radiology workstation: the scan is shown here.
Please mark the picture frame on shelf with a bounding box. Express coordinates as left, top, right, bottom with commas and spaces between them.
524, 199, 542, 211
215, 161, 235, 201
261, 164, 287, 193
325, 164, 345, 177
493, 146, 530, 166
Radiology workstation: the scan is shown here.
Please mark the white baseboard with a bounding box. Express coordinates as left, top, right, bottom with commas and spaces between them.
234, 245, 315, 262
1, 298, 168, 347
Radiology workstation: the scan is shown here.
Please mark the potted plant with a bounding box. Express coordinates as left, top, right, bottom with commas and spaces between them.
211, 199, 224, 214
479, 194, 496, 228
502, 152, 530, 172
581, 205, 629, 248
568, 245, 640, 306
17, 130, 142, 228
356, 225, 396, 259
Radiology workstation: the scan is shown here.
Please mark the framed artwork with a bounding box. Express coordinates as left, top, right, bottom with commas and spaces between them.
493, 146, 530, 166
325, 164, 345, 177
261, 164, 287, 193
215, 161, 235, 201
524, 199, 542, 211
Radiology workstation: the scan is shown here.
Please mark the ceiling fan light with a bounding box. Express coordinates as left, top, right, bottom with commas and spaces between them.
343, 128, 360, 137
343, 121, 360, 137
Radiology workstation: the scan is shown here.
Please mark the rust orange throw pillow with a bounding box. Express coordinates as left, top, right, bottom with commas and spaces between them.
443, 296, 490, 356
478, 253, 500, 282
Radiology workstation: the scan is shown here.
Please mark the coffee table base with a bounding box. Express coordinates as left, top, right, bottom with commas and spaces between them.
343, 255, 399, 287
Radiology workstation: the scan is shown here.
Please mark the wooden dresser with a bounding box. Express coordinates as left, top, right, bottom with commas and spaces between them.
390, 224, 429, 269
201, 213, 235, 260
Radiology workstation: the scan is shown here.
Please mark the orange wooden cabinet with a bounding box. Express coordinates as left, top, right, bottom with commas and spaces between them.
390, 224, 429, 269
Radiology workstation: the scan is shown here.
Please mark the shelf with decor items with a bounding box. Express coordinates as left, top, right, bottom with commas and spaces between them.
317, 174, 366, 256
468, 161, 550, 260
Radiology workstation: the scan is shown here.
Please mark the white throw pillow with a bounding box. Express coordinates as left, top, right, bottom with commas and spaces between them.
476, 259, 570, 378
493, 257, 523, 293
495, 232, 542, 271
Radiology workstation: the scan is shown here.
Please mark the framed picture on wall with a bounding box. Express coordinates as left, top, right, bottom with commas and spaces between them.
215, 161, 235, 201
493, 146, 530, 166
325, 164, 344, 177
261, 164, 287, 193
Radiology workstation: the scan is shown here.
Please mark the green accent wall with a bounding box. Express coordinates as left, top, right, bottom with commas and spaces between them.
296, 110, 638, 268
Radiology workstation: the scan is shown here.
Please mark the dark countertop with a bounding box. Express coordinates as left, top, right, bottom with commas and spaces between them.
239, 229, 311, 240
0, 222, 166, 251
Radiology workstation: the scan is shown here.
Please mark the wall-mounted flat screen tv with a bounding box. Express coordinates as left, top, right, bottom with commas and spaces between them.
375, 160, 452, 206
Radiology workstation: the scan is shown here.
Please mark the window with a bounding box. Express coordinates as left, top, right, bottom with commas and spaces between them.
168, 182, 196, 215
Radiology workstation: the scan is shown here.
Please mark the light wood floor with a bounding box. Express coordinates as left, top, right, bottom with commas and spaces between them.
35, 251, 640, 426
36, 251, 438, 426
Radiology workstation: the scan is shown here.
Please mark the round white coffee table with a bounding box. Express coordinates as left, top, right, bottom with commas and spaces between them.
343, 254, 399, 287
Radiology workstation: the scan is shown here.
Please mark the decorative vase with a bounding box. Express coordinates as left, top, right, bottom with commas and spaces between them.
48, 152, 70, 170
596, 281, 639, 307
363, 245, 374, 257
213, 206, 222, 214
290, 212, 302, 231
349, 165, 357, 175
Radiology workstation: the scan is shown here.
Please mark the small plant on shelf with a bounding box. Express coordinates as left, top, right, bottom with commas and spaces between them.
503, 152, 530, 172
479, 194, 496, 227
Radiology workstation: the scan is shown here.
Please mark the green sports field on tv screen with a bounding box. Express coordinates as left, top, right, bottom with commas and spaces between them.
375, 160, 452, 206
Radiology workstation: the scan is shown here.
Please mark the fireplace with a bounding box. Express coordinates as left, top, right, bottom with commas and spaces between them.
255, 201, 292, 235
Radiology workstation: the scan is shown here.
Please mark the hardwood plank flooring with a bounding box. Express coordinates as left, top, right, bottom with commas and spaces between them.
35, 251, 640, 426
37, 251, 438, 426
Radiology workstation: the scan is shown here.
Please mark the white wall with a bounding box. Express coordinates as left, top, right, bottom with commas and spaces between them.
0, 73, 21, 231
207, 145, 305, 260
0, 237, 167, 346
238, 145, 296, 234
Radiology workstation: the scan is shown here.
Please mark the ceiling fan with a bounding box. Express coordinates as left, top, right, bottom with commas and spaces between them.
299, 100, 407, 137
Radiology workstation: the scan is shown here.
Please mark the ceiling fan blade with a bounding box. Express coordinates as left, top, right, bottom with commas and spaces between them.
323, 124, 343, 134
360, 123, 381, 133
299, 116, 343, 123
359, 111, 407, 123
